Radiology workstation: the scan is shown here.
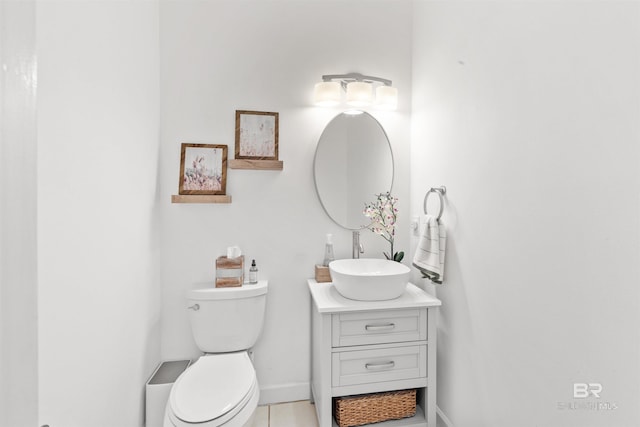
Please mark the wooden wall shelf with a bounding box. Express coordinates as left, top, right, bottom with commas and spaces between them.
171, 195, 232, 204
229, 159, 283, 170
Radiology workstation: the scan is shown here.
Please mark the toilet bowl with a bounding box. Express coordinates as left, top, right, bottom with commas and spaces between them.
164, 352, 259, 427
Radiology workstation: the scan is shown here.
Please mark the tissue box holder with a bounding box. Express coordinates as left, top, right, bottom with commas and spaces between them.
216, 256, 244, 287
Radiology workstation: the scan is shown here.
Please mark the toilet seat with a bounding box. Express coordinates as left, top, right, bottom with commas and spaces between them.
167, 352, 257, 426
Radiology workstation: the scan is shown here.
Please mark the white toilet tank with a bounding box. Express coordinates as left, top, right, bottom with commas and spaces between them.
187, 281, 268, 353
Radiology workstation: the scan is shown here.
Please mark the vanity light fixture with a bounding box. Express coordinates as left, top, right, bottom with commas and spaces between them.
313, 73, 398, 110
375, 85, 399, 110
313, 81, 341, 107
346, 81, 373, 107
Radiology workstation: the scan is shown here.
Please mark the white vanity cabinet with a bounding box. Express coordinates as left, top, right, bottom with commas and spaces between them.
309, 280, 441, 427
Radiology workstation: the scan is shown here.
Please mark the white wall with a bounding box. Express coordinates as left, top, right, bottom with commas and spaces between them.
36, 1, 161, 426
411, 2, 640, 426
159, 0, 413, 404
0, 1, 39, 426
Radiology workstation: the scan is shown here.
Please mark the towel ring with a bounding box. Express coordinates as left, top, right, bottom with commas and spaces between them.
423, 186, 447, 220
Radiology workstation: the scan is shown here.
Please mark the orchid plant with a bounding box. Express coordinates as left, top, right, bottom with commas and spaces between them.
363, 192, 404, 262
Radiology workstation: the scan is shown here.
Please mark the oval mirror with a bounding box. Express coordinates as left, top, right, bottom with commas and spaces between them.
313, 112, 394, 230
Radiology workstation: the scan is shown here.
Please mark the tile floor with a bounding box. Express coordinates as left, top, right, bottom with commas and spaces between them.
248, 400, 319, 427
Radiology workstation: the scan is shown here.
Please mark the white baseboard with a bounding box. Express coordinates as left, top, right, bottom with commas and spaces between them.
436, 405, 454, 427
259, 382, 311, 405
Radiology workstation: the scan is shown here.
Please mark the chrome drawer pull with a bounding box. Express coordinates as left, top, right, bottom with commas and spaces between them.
365, 323, 396, 332
365, 361, 395, 371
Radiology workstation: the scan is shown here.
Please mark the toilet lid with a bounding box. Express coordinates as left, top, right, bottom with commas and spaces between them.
169, 352, 256, 423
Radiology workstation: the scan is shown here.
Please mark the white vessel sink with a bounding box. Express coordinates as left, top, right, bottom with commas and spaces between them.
329, 258, 410, 301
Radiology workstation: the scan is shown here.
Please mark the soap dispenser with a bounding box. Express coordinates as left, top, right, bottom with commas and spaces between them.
322, 234, 335, 266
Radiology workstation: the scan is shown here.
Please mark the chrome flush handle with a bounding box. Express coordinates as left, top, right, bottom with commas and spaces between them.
187, 304, 200, 311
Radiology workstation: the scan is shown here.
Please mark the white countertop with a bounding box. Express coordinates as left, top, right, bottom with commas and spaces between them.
308, 279, 441, 313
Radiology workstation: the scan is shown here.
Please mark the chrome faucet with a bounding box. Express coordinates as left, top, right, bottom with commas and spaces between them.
352, 231, 365, 258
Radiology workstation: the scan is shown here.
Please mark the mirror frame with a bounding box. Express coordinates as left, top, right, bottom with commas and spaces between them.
313, 111, 395, 231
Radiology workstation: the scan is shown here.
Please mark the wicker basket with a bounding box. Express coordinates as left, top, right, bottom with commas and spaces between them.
333, 389, 417, 427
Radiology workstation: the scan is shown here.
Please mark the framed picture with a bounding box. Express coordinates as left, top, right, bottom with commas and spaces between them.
178, 143, 228, 195
235, 110, 279, 160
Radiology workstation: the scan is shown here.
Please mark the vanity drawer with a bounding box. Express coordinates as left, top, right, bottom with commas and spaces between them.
332, 309, 427, 347
332, 344, 427, 387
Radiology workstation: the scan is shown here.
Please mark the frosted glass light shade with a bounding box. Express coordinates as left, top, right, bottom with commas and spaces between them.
376, 86, 398, 110
346, 81, 373, 107
314, 81, 341, 106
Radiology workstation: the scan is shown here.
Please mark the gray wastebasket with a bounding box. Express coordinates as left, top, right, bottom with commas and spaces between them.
145, 360, 191, 427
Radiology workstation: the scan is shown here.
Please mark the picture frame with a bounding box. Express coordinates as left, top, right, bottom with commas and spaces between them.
235, 110, 279, 160
178, 143, 228, 195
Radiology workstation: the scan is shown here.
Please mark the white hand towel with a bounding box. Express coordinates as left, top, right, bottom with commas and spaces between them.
412, 215, 446, 284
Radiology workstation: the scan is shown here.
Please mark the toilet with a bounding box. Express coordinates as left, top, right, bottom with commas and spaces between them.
164, 281, 268, 427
